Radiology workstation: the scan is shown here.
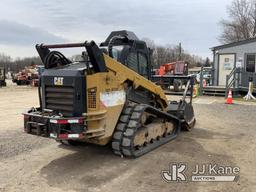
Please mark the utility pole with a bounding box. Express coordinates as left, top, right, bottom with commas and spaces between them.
178, 42, 182, 61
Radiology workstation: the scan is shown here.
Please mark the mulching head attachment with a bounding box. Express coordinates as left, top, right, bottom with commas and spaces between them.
167, 77, 196, 131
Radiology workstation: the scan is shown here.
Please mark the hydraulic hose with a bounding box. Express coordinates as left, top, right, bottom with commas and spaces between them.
44, 51, 71, 69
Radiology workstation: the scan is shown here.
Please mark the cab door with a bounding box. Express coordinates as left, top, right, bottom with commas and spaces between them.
126, 51, 150, 79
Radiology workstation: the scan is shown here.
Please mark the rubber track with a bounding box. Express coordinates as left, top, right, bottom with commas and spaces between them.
111, 103, 134, 156
111, 103, 181, 158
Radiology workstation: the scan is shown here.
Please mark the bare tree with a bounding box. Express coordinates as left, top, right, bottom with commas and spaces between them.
220, 0, 256, 43
142, 37, 203, 68
0, 53, 43, 73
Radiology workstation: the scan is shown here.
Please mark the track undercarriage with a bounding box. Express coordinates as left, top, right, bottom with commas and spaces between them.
111, 101, 194, 157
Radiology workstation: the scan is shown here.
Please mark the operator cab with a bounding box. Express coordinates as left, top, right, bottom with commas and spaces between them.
100, 30, 152, 79
35, 30, 152, 79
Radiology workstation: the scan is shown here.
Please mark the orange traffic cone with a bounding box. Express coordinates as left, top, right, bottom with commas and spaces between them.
226, 89, 233, 104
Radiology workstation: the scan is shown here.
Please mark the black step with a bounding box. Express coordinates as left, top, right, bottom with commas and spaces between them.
202, 86, 226, 96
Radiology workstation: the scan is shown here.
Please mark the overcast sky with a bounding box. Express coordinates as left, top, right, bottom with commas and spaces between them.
0, 0, 232, 59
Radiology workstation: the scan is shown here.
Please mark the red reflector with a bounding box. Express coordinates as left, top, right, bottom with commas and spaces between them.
58, 134, 68, 139
57, 119, 68, 124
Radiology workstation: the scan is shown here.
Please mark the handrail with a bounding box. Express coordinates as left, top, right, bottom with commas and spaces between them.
227, 67, 236, 80
225, 67, 241, 97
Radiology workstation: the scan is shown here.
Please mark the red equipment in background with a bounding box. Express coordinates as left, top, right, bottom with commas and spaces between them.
152, 61, 190, 92
12, 65, 40, 86
155, 61, 188, 76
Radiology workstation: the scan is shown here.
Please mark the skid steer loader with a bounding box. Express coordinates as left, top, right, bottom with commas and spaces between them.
23, 30, 195, 157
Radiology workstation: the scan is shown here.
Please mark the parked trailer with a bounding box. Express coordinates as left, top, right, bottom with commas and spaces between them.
151, 75, 195, 95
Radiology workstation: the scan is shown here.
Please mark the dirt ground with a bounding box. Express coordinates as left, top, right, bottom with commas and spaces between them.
0, 80, 256, 192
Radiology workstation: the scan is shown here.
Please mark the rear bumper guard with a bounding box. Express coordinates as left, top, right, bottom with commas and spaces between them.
23, 109, 85, 140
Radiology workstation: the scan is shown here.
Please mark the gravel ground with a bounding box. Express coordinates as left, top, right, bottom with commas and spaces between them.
0, 130, 51, 160
0, 80, 256, 192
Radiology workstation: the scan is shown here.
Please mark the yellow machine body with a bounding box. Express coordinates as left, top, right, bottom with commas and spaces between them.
84, 54, 168, 145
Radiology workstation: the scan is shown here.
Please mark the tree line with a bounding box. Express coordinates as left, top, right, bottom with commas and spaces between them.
0, 53, 42, 73
142, 38, 206, 68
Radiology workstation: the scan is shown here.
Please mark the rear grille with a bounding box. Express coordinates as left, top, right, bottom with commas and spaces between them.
45, 86, 74, 116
